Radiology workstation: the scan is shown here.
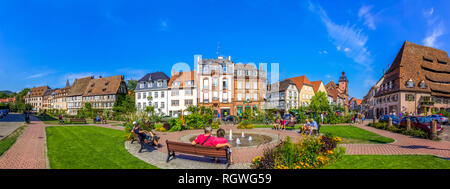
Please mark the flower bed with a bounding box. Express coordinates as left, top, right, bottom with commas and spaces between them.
251, 134, 345, 169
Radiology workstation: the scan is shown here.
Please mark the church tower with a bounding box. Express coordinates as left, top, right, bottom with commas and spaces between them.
338, 70, 348, 95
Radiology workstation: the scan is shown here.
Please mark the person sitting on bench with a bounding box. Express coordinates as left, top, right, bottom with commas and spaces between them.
211, 128, 233, 164
300, 120, 310, 134
191, 126, 215, 147
273, 117, 280, 130
133, 122, 159, 146
309, 119, 319, 135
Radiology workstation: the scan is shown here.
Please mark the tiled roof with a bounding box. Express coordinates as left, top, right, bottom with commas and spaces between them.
325, 81, 338, 101
27, 86, 50, 97
378, 40, 450, 97
138, 72, 170, 82
168, 71, 195, 88
83, 75, 125, 96
286, 75, 313, 91
310, 80, 323, 93
68, 76, 93, 96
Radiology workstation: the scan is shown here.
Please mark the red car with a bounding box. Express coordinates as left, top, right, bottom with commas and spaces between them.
400, 116, 443, 133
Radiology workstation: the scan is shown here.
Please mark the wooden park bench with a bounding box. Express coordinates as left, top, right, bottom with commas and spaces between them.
285, 121, 296, 130
165, 140, 231, 169
93, 118, 107, 124
70, 118, 87, 124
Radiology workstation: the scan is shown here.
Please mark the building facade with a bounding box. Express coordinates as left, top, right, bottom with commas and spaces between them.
287, 76, 315, 107
51, 87, 70, 110
196, 56, 235, 117
25, 86, 50, 112
67, 76, 93, 115
135, 72, 170, 115
82, 75, 128, 110
233, 63, 267, 116
372, 41, 450, 117
266, 79, 299, 113
168, 71, 197, 117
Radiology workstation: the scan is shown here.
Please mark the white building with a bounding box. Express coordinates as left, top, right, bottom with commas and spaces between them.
168, 71, 197, 117
135, 72, 170, 115
196, 55, 235, 117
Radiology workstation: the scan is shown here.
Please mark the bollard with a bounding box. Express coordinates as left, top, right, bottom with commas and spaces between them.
388, 117, 392, 127
430, 120, 437, 139
406, 118, 411, 131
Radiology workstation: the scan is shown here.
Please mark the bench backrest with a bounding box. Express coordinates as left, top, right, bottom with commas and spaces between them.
71, 118, 86, 122
166, 140, 228, 158
287, 121, 295, 127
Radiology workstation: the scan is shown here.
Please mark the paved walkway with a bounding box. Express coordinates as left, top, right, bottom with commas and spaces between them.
0, 113, 26, 140
0, 115, 123, 169
342, 122, 450, 158
0, 115, 47, 169
1, 116, 448, 169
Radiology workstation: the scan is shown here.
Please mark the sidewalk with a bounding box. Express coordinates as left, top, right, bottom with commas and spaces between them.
342, 122, 450, 158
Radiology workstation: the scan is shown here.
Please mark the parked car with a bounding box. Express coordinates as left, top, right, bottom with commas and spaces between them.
222, 115, 238, 124
400, 116, 443, 133
379, 115, 400, 125
428, 114, 449, 124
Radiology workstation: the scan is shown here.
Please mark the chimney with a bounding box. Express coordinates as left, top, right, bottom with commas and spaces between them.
227, 56, 231, 61
98, 76, 102, 79
382, 69, 385, 75
218, 56, 223, 60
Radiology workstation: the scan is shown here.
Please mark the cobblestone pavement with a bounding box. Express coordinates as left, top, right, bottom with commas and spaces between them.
342, 122, 450, 158
0, 113, 25, 140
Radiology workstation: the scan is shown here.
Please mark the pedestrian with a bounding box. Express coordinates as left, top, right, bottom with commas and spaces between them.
320, 113, 324, 124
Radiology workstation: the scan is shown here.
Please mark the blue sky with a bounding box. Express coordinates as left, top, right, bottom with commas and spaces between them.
0, 0, 449, 99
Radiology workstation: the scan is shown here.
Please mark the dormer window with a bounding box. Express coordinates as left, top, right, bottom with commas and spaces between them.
406, 79, 414, 88
419, 80, 427, 89
102, 88, 106, 92
437, 60, 447, 65
105, 82, 110, 86
423, 56, 433, 63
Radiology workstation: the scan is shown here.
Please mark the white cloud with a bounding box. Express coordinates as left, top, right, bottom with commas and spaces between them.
319, 50, 328, 55
308, 1, 372, 69
423, 22, 445, 48
422, 7, 446, 48
26, 72, 53, 79
358, 5, 376, 30
158, 18, 170, 32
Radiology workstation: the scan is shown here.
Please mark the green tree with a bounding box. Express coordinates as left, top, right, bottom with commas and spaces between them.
309, 91, 330, 114
113, 94, 136, 115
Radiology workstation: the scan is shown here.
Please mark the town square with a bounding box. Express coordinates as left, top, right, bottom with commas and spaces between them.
0, 0, 449, 178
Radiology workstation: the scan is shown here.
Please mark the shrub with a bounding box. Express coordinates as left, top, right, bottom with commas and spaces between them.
368, 121, 432, 140
168, 118, 183, 132
252, 135, 345, 169
211, 121, 220, 129
237, 120, 254, 129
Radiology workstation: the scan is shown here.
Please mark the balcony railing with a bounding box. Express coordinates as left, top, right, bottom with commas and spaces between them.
420, 101, 435, 106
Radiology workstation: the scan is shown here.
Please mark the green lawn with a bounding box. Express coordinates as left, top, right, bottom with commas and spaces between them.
0, 126, 26, 156
320, 126, 395, 144
46, 126, 158, 169
325, 155, 450, 169
253, 125, 394, 144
